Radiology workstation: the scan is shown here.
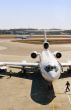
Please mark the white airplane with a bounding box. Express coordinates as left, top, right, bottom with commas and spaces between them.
0, 32, 71, 82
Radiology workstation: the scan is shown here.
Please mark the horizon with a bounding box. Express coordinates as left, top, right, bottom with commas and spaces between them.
0, 28, 71, 31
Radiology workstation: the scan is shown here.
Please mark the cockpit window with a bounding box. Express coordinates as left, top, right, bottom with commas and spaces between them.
44, 65, 58, 72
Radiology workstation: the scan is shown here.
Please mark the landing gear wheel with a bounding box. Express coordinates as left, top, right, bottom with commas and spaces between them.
67, 67, 71, 72
21, 68, 26, 73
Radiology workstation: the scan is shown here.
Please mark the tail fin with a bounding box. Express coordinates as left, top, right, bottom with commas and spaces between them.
44, 30, 47, 42
43, 30, 49, 49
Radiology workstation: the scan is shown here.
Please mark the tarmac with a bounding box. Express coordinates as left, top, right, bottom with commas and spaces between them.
0, 39, 71, 110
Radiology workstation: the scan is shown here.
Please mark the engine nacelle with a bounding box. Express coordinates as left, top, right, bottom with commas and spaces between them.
54, 51, 62, 58
43, 42, 49, 49
31, 51, 38, 59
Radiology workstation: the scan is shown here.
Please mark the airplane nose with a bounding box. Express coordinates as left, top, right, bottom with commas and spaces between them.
49, 71, 60, 80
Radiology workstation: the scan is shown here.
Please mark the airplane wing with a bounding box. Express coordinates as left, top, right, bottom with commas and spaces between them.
0, 61, 39, 69
0, 66, 7, 70
61, 61, 71, 67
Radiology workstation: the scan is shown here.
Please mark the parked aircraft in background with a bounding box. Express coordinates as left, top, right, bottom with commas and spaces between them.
16, 34, 31, 39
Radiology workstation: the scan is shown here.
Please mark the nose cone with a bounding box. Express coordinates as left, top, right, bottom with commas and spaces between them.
49, 71, 60, 81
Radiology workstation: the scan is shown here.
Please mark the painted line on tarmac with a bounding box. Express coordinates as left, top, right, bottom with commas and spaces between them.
67, 94, 71, 105
52, 101, 54, 110
52, 99, 61, 110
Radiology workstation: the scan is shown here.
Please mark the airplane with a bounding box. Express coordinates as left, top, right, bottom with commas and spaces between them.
16, 34, 31, 39
0, 31, 71, 82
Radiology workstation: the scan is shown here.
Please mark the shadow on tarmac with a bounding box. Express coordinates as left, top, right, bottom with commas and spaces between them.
30, 71, 55, 105
60, 70, 71, 79
0, 70, 55, 105
0, 69, 71, 105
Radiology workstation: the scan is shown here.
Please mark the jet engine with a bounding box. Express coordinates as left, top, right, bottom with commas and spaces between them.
43, 42, 49, 49
54, 51, 62, 58
31, 51, 38, 58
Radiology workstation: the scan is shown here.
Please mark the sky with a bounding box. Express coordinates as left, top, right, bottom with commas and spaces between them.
0, 0, 71, 29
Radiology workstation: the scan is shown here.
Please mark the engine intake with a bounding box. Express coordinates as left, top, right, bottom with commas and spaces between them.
31, 51, 38, 58
54, 51, 62, 58
43, 42, 49, 49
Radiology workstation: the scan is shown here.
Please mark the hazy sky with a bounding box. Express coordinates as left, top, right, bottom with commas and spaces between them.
0, 0, 71, 29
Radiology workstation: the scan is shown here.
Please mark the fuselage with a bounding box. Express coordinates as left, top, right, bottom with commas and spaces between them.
39, 50, 61, 82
